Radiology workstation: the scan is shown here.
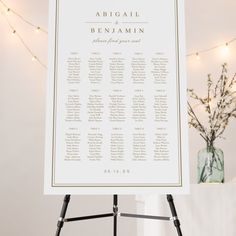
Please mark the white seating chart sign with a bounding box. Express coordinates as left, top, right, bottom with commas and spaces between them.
44, 0, 189, 194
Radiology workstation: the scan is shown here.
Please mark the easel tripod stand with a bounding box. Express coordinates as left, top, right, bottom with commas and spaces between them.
55, 194, 182, 236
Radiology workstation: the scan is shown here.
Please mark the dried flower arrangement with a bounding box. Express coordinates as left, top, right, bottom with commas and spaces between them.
188, 63, 236, 146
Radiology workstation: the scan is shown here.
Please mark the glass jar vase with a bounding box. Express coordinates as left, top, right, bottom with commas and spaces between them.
198, 145, 224, 183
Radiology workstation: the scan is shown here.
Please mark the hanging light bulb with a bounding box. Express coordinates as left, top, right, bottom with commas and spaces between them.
32, 56, 37, 61
35, 26, 41, 33
225, 42, 229, 51
196, 52, 200, 60
220, 42, 230, 57
6, 8, 10, 15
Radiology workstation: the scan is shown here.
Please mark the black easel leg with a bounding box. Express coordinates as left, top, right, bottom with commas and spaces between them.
55, 195, 71, 236
113, 195, 118, 236
167, 195, 182, 236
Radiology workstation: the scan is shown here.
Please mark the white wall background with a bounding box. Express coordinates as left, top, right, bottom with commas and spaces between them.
0, 0, 236, 235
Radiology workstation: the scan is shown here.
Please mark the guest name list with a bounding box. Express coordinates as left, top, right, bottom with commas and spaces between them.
45, 0, 189, 194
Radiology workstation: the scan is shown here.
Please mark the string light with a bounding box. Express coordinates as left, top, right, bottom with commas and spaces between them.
0, 0, 236, 69
223, 43, 230, 54
0, 10, 46, 69
225, 42, 229, 51
0, 0, 47, 34
35, 26, 41, 33
32, 56, 37, 61
187, 38, 236, 60
11, 29, 16, 35
195, 52, 200, 60
5, 7, 10, 15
